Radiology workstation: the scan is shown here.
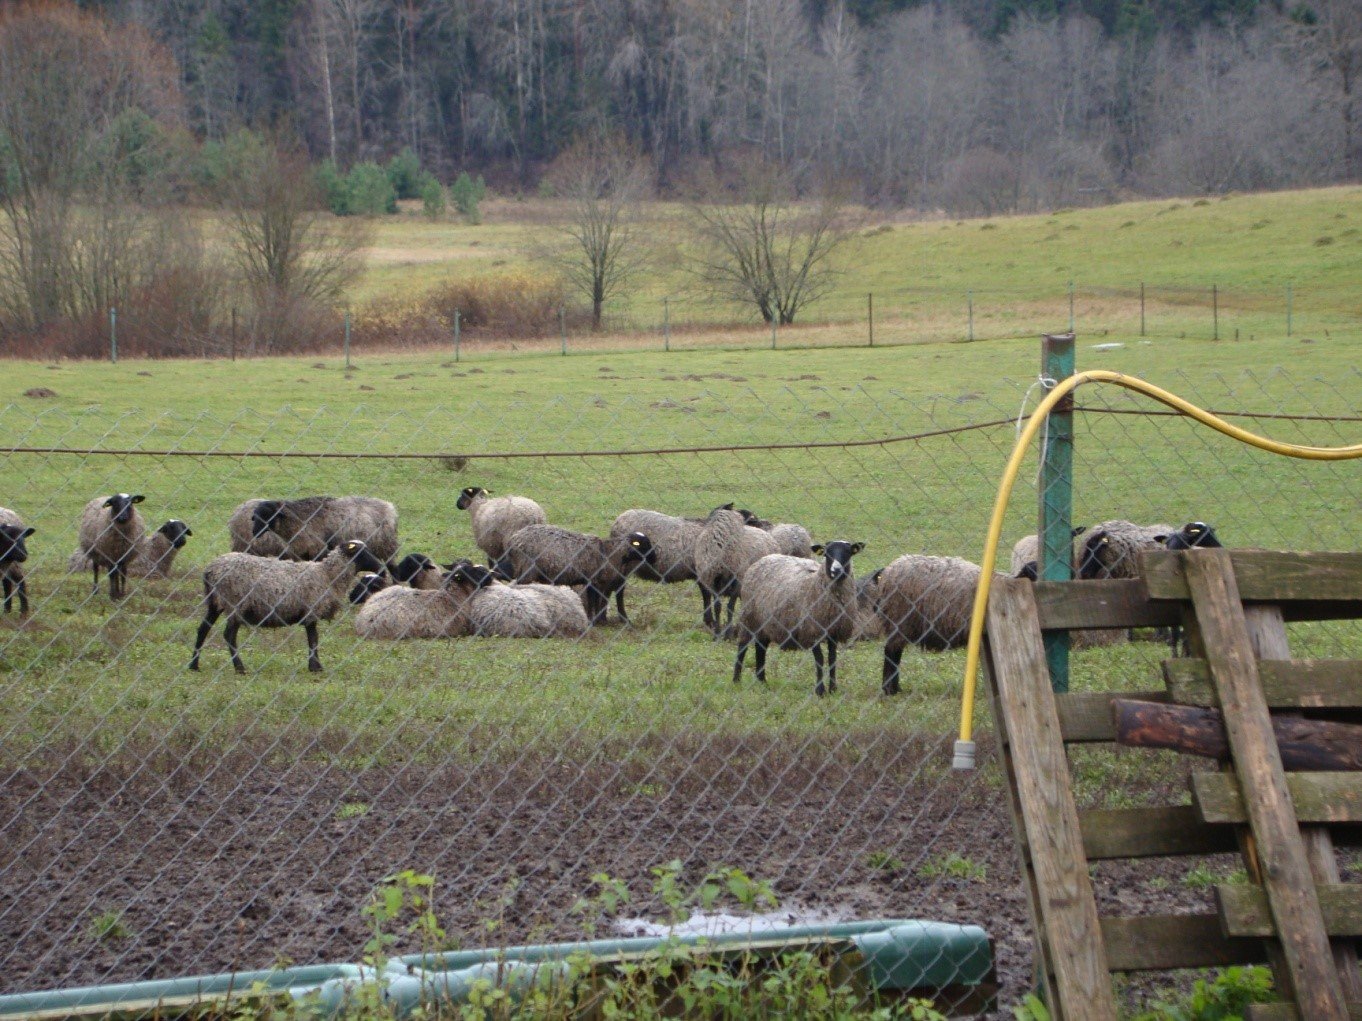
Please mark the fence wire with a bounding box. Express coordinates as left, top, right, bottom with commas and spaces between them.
0, 367, 1359, 1016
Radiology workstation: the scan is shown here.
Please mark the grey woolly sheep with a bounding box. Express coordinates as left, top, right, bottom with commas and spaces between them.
734, 541, 864, 696
0, 507, 34, 615
453, 563, 589, 638
353, 568, 479, 640
694, 504, 779, 635
852, 573, 883, 642
739, 510, 814, 559
457, 487, 546, 567
78, 493, 145, 600
610, 508, 709, 619
1010, 525, 1087, 579
251, 496, 399, 562
229, 499, 288, 557
190, 539, 386, 673
875, 555, 1005, 695
1076, 520, 1174, 580
503, 524, 655, 626
72, 519, 194, 579
388, 553, 443, 589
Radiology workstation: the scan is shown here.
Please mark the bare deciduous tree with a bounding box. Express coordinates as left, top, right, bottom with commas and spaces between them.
688, 164, 851, 325
539, 135, 651, 331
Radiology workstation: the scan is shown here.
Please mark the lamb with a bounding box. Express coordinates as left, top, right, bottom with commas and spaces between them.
0, 507, 34, 615
77, 493, 145, 600
452, 563, 589, 638
733, 541, 864, 696
229, 499, 288, 557
694, 504, 779, 635
189, 539, 386, 673
875, 555, 1005, 695
353, 567, 480, 640
250, 496, 399, 562
739, 510, 814, 559
69, 519, 193, 579
457, 487, 546, 568
503, 524, 655, 626
1075, 520, 1175, 580
349, 572, 391, 605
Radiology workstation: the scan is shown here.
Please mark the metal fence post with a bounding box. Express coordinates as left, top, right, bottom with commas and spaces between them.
868, 292, 874, 347
1140, 282, 1145, 337
1212, 284, 1219, 340
967, 291, 974, 342
663, 297, 670, 352
454, 309, 461, 362
1040, 332, 1075, 693
1286, 284, 1293, 338
344, 310, 352, 369
1068, 280, 1074, 333
109, 307, 117, 364
770, 316, 776, 349
230, 306, 237, 362
559, 307, 566, 356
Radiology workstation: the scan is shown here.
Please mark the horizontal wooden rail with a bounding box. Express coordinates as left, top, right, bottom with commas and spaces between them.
1164, 659, 1362, 709
1100, 914, 1265, 971
1218, 884, 1362, 938
1194, 772, 1362, 825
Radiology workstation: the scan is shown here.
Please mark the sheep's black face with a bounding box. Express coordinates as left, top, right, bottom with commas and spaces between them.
449, 563, 497, 590
1166, 521, 1222, 551
391, 553, 435, 583
340, 540, 386, 574
251, 501, 284, 537
622, 532, 655, 569
349, 574, 388, 604
103, 493, 144, 524
456, 487, 486, 510
0, 525, 33, 564
1017, 561, 1039, 581
815, 540, 864, 582
1078, 531, 1113, 579
159, 520, 192, 549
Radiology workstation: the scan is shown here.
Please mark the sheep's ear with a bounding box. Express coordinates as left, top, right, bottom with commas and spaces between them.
1071, 525, 1086, 537
721, 502, 734, 510
811, 543, 825, 555
131, 494, 145, 504
102, 497, 115, 508
184, 527, 193, 536
20, 528, 34, 538
1153, 533, 1169, 544
850, 542, 865, 555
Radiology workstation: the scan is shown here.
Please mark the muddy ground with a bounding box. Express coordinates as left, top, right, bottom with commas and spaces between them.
0, 734, 1322, 1017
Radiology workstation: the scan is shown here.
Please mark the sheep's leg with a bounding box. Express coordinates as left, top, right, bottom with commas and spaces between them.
2, 575, 10, 613
732, 636, 749, 684
753, 638, 768, 684
91, 562, 100, 594
16, 576, 26, 616
700, 584, 717, 634
109, 564, 122, 600
723, 590, 739, 638
584, 586, 607, 626
189, 606, 220, 671
812, 643, 825, 697
826, 639, 838, 694
614, 585, 630, 624
305, 622, 322, 673
882, 644, 903, 696
224, 619, 245, 674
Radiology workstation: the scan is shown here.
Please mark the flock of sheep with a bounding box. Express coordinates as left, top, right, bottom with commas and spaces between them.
0, 487, 1220, 694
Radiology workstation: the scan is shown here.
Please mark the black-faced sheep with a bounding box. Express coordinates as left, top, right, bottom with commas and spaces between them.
0, 507, 34, 615
349, 572, 392, 605
1162, 521, 1224, 654
453, 563, 590, 638
694, 504, 779, 635
250, 496, 399, 562
738, 510, 814, 559
77, 493, 145, 600
457, 487, 546, 568
1076, 520, 1174, 580
388, 553, 443, 589
72, 519, 194, 579
229, 499, 288, 557
609, 508, 709, 619
503, 524, 655, 626
1010, 525, 1086, 579
190, 539, 386, 673
353, 568, 479, 640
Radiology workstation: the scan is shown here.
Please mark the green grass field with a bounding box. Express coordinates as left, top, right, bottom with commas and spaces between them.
3, 187, 1361, 769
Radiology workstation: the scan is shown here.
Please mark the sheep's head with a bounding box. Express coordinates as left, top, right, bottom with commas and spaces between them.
158, 520, 192, 549
1078, 530, 1119, 579
349, 573, 390, 604
448, 562, 498, 591
456, 487, 489, 510
0, 524, 34, 564
251, 500, 284, 537
390, 553, 436, 584
812, 540, 864, 582
1166, 521, 1222, 551
1016, 561, 1039, 581
620, 531, 655, 571
337, 539, 386, 574
102, 493, 144, 524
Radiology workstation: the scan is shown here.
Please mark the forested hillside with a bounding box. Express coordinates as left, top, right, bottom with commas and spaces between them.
81, 0, 1359, 204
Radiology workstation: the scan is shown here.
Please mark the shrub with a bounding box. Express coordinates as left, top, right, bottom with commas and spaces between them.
315, 159, 348, 216
417, 172, 445, 220
342, 162, 397, 216
423, 270, 585, 337
386, 146, 424, 200
450, 171, 486, 222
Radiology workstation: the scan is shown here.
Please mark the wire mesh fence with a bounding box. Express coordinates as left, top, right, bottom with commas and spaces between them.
0, 366, 1359, 1015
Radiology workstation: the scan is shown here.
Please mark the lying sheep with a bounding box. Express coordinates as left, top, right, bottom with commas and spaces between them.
77, 493, 145, 600
503, 524, 655, 626
229, 499, 288, 557
190, 539, 386, 673
453, 563, 589, 638
69, 519, 193, 579
739, 510, 814, 559
734, 541, 864, 696
457, 487, 546, 568
875, 555, 1005, 695
1076, 520, 1174, 580
250, 496, 399, 562
0, 507, 34, 615
388, 553, 443, 590
353, 567, 479, 640
694, 504, 779, 635
349, 572, 392, 605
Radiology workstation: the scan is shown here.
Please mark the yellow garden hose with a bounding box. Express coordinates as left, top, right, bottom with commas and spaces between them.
953, 370, 1362, 769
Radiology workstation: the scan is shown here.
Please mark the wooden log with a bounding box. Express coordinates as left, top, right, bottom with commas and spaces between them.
1111, 699, 1362, 771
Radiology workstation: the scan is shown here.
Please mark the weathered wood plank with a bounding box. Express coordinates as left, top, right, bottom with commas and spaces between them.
1185, 550, 1348, 1018
1034, 579, 1180, 630
1146, 550, 1362, 602
1056, 690, 1168, 743
1219, 884, 1362, 938
1164, 659, 1362, 709
1100, 914, 1265, 971
1080, 805, 1238, 859
1246, 1003, 1362, 1020
1195, 772, 1362, 824
985, 578, 1116, 1020
1111, 699, 1362, 771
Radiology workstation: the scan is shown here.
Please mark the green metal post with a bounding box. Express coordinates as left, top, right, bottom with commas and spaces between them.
868, 292, 874, 347
560, 307, 566, 355
1140, 282, 1145, 337
770, 316, 777, 349
454, 309, 461, 362
1212, 284, 1218, 340
1286, 284, 1292, 337
967, 291, 974, 342
344, 310, 351, 369
1068, 280, 1074, 333
1039, 332, 1075, 693
109, 307, 117, 364
663, 297, 670, 352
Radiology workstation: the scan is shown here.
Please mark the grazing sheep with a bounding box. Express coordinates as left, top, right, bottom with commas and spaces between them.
694, 504, 779, 635
229, 499, 288, 557
251, 496, 399, 562
503, 524, 655, 626
453, 563, 589, 638
734, 541, 864, 696
609, 508, 709, 619
349, 572, 392, 605
77, 493, 145, 600
0, 507, 34, 615
72, 519, 194, 579
190, 539, 386, 673
457, 487, 546, 568
1010, 525, 1086, 579
852, 573, 883, 642
739, 510, 814, 559
353, 568, 479, 640
1076, 520, 1174, 580
876, 555, 1005, 695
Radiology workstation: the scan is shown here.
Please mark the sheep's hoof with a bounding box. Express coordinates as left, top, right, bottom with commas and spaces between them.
308, 662, 323, 673
814, 683, 826, 698
188, 662, 200, 672
233, 665, 246, 675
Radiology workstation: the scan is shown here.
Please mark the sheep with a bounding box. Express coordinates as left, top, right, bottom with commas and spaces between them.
229, 499, 288, 558
875, 555, 1006, 696
353, 567, 480, 640
457, 487, 546, 568
852, 573, 883, 642
0, 507, 34, 615
250, 496, 399, 562
733, 542, 864, 696
388, 553, 443, 590
609, 508, 709, 619
739, 510, 814, 559
77, 493, 145, 600
1010, 525, 1087, 579
189, 539, 386, 673
503, 524, 655, 626
349, 572, 392, 605
71, 519, 194, 579
694, 504, 779, 636
453, 563, 590, 638
1075, 520, 1175, 580
1163, 521, 1224, 654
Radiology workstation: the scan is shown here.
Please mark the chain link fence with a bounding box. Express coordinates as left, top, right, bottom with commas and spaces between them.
1, 366, 1360, 1014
